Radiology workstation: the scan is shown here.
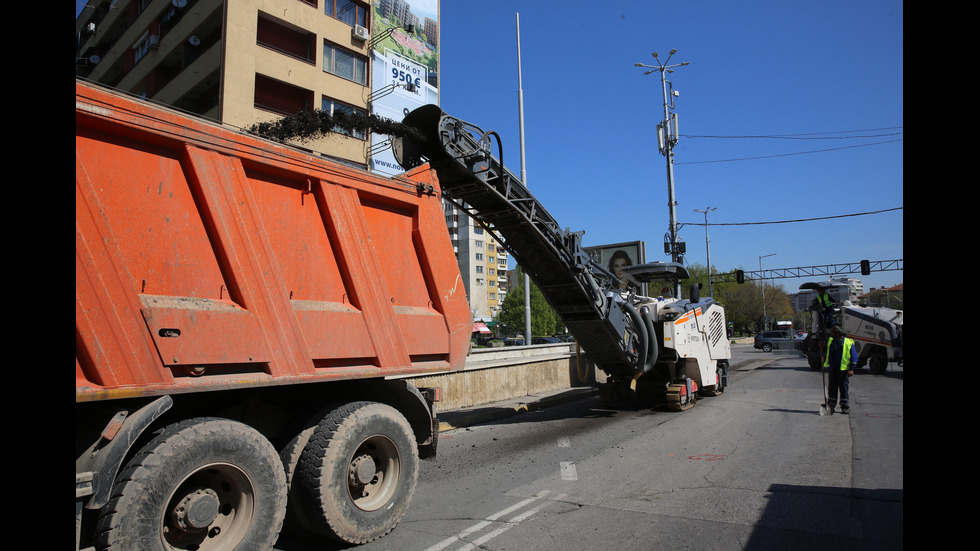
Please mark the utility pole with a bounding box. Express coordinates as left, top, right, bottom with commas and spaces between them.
636, 50, 689, 297
694, 207, 716, 297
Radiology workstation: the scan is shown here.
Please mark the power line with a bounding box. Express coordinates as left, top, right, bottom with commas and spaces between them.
684, 126, 902, 140
681, 206, 902, 227
676, 138, 902, 164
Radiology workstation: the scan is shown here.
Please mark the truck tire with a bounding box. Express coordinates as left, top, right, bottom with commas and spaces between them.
869, 349, 889, 374
278, 406, 336, 537
94, 417, 287, 551
294, 401, 418, 544
808, 353, 823, 371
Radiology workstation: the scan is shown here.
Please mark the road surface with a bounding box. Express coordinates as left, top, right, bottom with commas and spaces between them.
277, 348, 903, 550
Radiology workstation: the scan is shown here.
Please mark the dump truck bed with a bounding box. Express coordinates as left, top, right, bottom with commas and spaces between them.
76, 80, 471, 403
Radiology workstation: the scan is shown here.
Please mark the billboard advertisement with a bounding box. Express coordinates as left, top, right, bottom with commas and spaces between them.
584, 241, 647, 294
370, 0, 439, 176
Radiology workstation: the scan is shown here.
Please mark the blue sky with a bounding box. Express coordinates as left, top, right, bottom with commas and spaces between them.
77, 0, 902, 294
436, 1, 903, 294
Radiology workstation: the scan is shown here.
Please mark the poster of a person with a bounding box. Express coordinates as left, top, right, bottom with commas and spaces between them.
608, 250, 632, 290
585, 241, 645, 294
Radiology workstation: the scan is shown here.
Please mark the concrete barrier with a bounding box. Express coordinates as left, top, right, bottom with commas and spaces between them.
407, 343, 596, 412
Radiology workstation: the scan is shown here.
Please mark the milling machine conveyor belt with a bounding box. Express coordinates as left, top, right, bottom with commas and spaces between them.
394, 105, 636, 376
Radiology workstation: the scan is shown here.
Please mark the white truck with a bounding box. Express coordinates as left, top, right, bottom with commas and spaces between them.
841, 306, 903, 374
801, 282, 903, 374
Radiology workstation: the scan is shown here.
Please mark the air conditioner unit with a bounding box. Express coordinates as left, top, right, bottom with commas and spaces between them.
149, 35, 161, 49
352, 25, 369, 42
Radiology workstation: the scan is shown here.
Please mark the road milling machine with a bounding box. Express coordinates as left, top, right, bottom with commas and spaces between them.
801, 282, 903, 374
394, 106, 731, 410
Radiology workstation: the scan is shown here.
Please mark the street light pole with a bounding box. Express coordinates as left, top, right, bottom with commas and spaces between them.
694, 207, 716, 297
516, 13, 532, 345
759, 253, 776, 330
636, 50, 689, 297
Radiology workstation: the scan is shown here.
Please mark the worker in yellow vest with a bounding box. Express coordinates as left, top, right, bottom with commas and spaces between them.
824, 326, 857, 414
813, 289, 837, 329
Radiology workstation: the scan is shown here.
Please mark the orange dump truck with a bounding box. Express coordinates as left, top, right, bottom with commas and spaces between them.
76, 80, 471, 549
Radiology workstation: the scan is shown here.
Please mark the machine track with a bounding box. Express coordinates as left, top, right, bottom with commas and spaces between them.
666, 383, 696, 412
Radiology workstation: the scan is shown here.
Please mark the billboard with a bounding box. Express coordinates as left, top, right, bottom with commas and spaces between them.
370, 1, 439, 176
584, 241, 646, 293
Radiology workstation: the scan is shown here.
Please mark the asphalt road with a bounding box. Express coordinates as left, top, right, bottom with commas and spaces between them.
277, 347, 903, 551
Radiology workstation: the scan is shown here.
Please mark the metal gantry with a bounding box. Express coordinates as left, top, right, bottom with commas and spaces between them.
714, 259, 904, 283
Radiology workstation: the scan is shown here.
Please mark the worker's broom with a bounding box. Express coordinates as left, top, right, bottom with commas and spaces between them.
819, 363, 830, 416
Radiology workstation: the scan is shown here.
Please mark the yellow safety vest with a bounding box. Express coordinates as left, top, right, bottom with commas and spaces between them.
817, 294, 833, 307
824, 337, 854, 370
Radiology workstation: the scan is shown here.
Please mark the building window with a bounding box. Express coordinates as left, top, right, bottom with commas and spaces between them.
133, 32, 156, 64
255, 74, 313, 115
257, 13, 316, 64
475, 240, 483, 248
476, 266, 483, 273
475, 253, 483, 261
326, 0, 368, 27
322, 97, 367, 139
324, 42, 367, 85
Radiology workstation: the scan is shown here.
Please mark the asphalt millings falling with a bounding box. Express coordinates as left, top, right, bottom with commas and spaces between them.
247, 109, 423, 143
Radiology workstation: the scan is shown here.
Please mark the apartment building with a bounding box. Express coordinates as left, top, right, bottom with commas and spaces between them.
445, 202, 508, 321
75, 0, 422, 169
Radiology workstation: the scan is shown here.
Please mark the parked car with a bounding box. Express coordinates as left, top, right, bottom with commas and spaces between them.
531, 337, 562, 344
754, 330, 796, 352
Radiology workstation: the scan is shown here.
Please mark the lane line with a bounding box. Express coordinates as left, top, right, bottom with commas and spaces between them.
423, 491, 551, 551
456, 494, 567, 551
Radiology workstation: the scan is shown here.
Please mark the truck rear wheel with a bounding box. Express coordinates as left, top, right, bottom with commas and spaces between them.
869, 349, 889, 374
94, 417, 287, 551
294, 401, 418, 544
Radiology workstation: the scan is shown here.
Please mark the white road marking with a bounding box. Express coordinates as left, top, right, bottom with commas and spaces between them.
423, 492, 558, 551
560, 461, 578, 481
456, 497, 565, 551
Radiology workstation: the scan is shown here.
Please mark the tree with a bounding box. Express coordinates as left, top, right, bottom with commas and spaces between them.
688, 263, 790, 335
494, 269, 563, 336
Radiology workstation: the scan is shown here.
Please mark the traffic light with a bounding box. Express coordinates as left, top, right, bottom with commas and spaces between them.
735, 270, 744, 284
860, 259, 871, 276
